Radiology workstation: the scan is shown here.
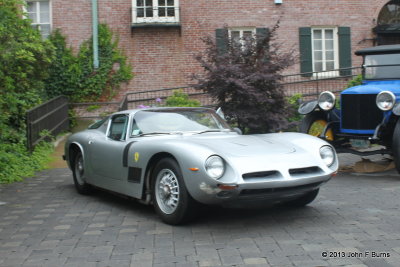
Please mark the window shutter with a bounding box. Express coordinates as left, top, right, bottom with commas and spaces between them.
256, 28, 269, 62
216, 28, 228, 55
256, 28, 269, 44
338, 27, 352, 76
299, 27, 313, 77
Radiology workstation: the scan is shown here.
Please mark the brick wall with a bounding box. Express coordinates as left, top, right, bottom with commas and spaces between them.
52, 0, 388, 99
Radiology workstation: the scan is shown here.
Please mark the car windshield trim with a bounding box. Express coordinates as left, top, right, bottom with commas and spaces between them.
194, 129, 233, 135
130, 109, 232, 137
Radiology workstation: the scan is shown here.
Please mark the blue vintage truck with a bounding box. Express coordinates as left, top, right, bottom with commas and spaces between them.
298, 44, 400, 172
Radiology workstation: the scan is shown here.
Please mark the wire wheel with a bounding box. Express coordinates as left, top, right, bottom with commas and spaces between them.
74, 154, 85, 186
155, 168, 180, 215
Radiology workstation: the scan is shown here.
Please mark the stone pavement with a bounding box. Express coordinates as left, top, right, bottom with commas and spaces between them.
1, 155, 400, 267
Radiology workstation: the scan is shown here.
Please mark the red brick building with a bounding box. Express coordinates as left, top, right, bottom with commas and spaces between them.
26, 0, 400, 97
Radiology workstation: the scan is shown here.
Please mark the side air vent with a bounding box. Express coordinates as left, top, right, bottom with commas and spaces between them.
289, 166, 322, 177
242, 171, 281, 181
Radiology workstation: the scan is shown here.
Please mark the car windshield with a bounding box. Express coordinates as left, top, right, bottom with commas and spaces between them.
131, 109, 232, 136
364, 53, 400, 80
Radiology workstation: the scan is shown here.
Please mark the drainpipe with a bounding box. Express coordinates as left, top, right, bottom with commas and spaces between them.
91, 0, 99, 69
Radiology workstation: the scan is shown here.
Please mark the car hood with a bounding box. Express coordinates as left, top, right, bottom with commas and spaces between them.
188, 134, 296, 157
342, 80, 400, 95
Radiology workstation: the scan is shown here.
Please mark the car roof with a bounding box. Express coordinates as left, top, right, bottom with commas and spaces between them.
355, 44, 400, 56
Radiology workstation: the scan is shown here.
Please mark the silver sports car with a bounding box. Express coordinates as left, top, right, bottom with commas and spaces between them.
64, 107, 338, 224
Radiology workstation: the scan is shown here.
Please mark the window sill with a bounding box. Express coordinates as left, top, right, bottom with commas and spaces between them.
131, 22, 181, 29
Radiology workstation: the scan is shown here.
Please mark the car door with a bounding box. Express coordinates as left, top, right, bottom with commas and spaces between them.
88, 114, 130, 187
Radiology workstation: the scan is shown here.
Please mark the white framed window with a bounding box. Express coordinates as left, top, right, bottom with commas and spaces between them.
26, 0, 51, 39
132, 0, 180, 24
311, 27, 339, 77
229, 28, 256, 49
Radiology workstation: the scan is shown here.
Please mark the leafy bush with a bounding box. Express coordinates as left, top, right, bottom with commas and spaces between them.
287, 93, 303, 122
44, 29, 79, 99
0, 0, 55, 183
347, 74, 363, 88
193, 22, 295, 133
0, 0, 54, 143
0, 141, 53, 184
165, 90, 201, 107
45, 24, 133, 102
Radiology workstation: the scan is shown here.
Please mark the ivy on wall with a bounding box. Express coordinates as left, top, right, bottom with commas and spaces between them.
45, 24, 133, 102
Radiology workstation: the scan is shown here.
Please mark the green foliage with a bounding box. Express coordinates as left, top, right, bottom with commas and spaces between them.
287, 93, 302, 122
0, 0, 55, 183
45, 24, 133, 102
0, 141, 54, 183
347, 74, 363, 88
86, 105, 101, 112
0, 0, 54, 143
165, 90, 201, 107
43, 29, 79, 99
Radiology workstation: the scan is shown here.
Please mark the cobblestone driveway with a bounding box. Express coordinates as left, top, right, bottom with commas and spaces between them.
1, 167, 400, 267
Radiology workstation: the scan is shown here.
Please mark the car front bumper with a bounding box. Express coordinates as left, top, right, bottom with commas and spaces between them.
191, 173, 333, 206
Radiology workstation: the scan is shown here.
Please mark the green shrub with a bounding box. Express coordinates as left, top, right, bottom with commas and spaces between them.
0, 141, 54, 184
0, 0, 54, 144
86, 105, 101, 112
165, 90, 201, 107
45, 24, 133, 102
347, 74, 363, 88
287, 93, 302, 122
44, 29, 79, 99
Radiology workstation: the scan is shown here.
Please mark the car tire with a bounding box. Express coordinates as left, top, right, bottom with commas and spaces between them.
72, 151, 92, 195
299, 112, 334, 141
392, 119, 400, 174
151, 158, 196, 225
283, 189, 319, 207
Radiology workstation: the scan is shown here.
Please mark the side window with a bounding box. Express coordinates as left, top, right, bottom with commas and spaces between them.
108, 115, 128, 141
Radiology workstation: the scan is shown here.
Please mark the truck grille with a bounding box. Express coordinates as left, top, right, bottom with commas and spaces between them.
341, 94, 382, 130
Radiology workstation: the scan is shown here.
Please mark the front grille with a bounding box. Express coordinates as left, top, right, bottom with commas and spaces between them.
239, 182, 322, 197
341, 94, 382, 130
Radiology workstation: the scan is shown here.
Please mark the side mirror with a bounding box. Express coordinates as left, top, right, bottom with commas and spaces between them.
233, 127, 243, 135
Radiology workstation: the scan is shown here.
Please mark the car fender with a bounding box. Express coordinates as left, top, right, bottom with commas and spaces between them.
298, 100, 318, 115
124, 138, 236, 203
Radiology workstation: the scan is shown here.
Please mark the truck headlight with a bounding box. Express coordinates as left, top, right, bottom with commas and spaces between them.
376, 91, 396, 111
318, 91, 336, 111
320, 146, 335, 167
205, 155, 225, 179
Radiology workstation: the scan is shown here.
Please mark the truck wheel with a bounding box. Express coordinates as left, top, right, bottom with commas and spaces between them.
299, 112, 334, 141
151, 158, 197, 225
392, 120, 400, 173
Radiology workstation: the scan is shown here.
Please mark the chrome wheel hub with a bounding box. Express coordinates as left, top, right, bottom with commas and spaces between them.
75, 156, 85, 185
155, 169, 180, 214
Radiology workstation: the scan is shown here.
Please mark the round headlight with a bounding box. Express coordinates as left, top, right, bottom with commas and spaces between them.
205, 156, 225, 179
318, 91, 336, 111
376, 91, 396, 111
320, 146, 335, 167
